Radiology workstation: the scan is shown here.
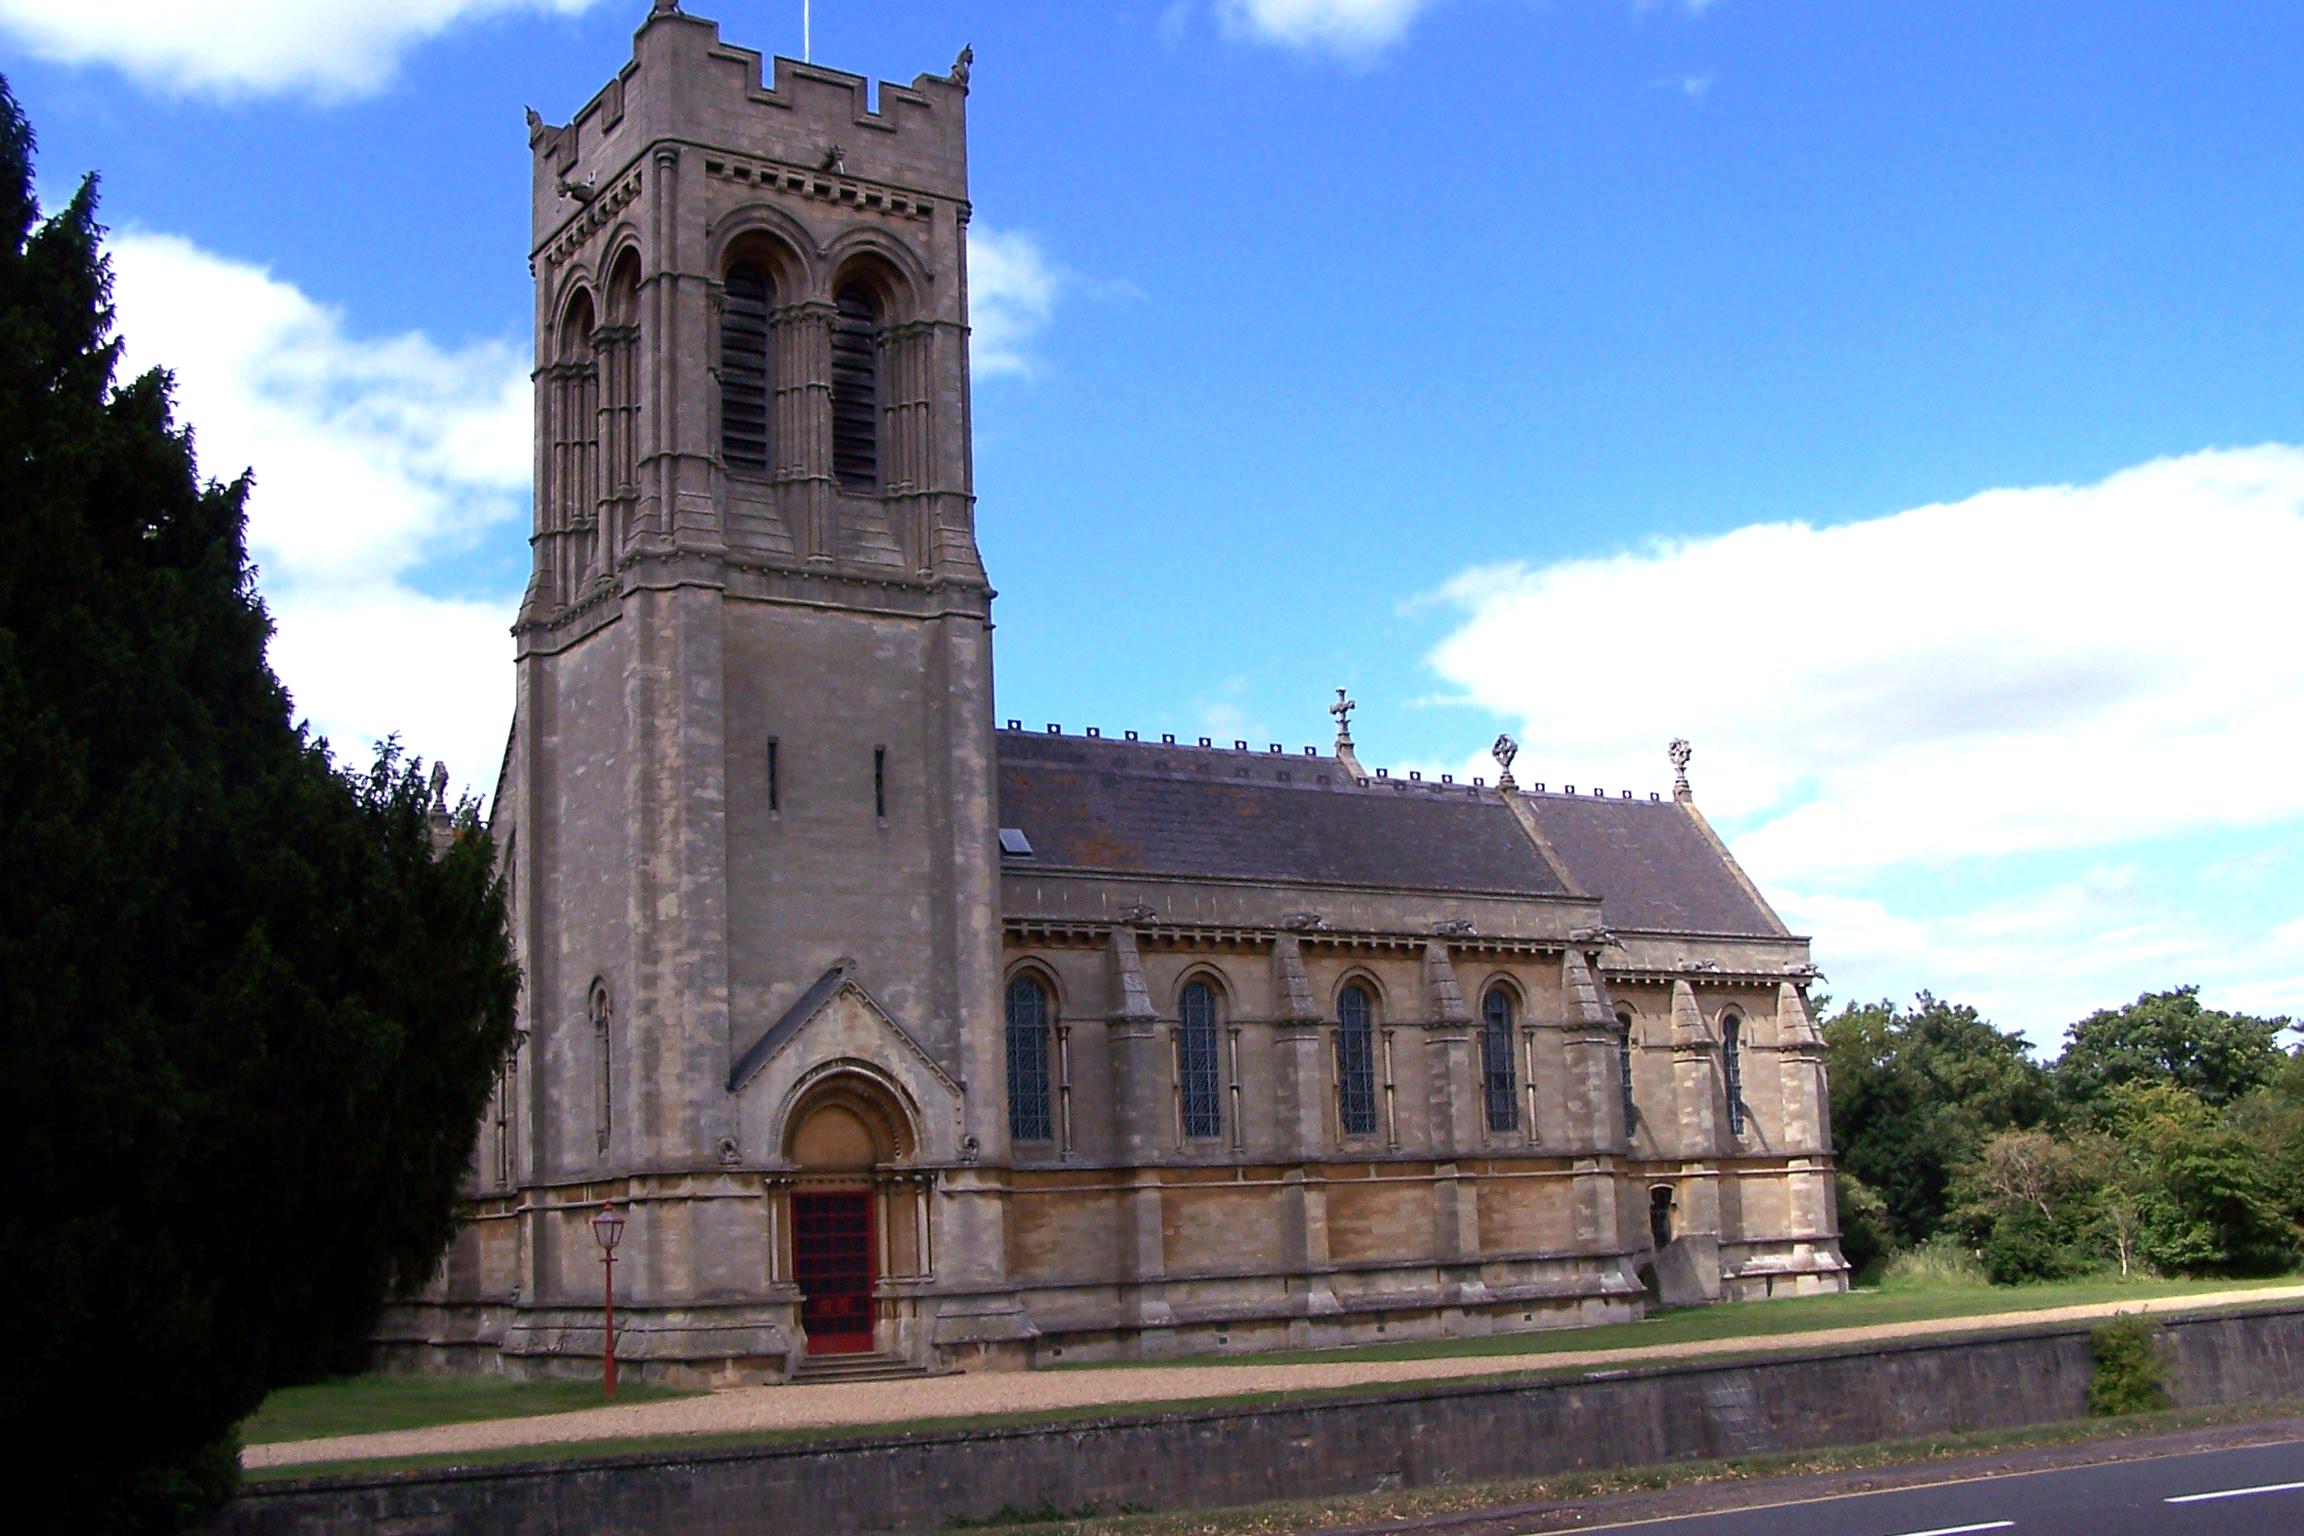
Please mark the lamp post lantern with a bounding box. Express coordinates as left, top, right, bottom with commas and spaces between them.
590, 1200, 627, 1397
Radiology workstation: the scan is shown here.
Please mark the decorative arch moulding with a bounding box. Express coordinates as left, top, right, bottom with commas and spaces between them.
542, 171, 645, 270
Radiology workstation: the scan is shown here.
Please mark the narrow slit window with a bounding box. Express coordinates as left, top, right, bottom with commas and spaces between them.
873, 746, 887, 819
1481, 986, 1519, 1134
589, 979, 613, 1155
766, 737, 780, 813
830, 283, 881, 491
1336, 983, 1378, 1137
1724, 1016, 1746, 1137
721, 262, 772, 473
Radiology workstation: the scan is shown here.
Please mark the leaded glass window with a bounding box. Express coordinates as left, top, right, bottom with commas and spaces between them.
1723, 1015, 1746, 1137
1336, 983, 1378, 1138
1481, 986, 1518, 1134
1005, 975, 1052, 1143
1179, 979, 1223, 1140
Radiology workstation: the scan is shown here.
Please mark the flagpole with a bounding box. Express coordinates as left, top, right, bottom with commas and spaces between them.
804, 0, 812, 62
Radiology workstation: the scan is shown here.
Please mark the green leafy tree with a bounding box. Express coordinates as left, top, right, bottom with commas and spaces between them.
2057, 986, 2290, 1114
1825, 993, 2054, 1245
1950, 1129, 2099, 1283
2102, 1084, 2297, 1276
0, 81, 519, 1534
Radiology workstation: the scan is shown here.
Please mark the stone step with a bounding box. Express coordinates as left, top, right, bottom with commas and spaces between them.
790, 1352, 932, 1384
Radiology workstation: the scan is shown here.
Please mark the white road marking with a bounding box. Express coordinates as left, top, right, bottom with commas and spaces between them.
2166, 1479, 2304, 1504
1883, 1522, 2014, 1536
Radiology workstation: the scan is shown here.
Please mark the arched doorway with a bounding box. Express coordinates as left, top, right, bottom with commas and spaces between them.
781, 1070, 919, 1357
1649, 1184, 1676, 1250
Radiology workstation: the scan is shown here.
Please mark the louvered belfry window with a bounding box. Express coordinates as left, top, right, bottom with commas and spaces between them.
1481, 986, 1519, 1134
1178, 980, 1223, 1140
1336, 983, 1378, 1137
720, 262, 772, 473
1005, 975, 1052, 1144
830, 283, 881, 491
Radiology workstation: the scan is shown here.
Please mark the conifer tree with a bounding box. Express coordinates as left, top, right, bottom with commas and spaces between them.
0, 78, 519, 1533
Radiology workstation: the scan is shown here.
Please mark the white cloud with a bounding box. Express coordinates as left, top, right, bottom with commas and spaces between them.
1426, 446, 2304, 1040
1428, 447, 2304, 881
109, 231, 527, 800
0, 0, 601, 102
1216, 0, 1437, 60
967, 225, 1064, 381
1774, 875, 2304, 1047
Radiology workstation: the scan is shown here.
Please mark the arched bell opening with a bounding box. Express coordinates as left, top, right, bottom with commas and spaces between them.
766, 1065, 934, 1358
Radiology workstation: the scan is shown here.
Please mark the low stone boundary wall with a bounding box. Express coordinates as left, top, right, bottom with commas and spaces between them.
220, 1304, 2304, 1536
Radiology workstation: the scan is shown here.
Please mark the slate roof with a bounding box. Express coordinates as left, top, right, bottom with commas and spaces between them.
997, 732, 1564, 898
994, 731, 1787, 937
1524, 792, 1786, 939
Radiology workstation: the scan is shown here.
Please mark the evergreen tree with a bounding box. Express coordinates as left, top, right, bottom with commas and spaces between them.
0, 80, 519, 1533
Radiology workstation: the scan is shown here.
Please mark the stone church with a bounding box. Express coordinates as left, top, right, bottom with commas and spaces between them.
386, 4, 1846, 1383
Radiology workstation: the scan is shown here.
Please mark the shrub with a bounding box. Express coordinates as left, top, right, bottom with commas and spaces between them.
1834, 1172, 1896, 1282
1880, 1235, 1989, 1290
2087, 1316, 2171, 1416
1981, 1210, 2092, 1285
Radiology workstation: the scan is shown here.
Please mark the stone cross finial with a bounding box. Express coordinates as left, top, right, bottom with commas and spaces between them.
1490, 732, 1518, 790
1669, 737, 1693, 802
1330, 688, 1355, 745
428, 760, 450, 814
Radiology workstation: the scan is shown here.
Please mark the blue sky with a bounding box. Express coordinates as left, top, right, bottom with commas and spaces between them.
7, 0, 2302, 1046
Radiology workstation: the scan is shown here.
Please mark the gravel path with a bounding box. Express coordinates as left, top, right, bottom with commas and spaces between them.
244, 1284, 2304, 1472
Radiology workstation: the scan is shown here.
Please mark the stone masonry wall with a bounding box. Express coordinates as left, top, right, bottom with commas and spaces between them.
226, 1304, 2304, 1536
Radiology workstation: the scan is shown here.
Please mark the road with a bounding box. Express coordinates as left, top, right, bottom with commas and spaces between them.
1569, 1437, 2304, 1536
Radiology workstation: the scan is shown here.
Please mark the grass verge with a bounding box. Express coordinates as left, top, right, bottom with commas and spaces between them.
241, 1374, 693, 1445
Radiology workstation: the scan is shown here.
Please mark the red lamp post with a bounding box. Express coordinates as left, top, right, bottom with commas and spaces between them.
590, 1200, 627, 1397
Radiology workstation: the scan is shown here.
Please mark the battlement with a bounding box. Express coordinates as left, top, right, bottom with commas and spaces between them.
531, 7, 968, 250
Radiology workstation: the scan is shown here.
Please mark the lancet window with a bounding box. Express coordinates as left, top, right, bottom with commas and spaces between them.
721, 261, 773, 473
1005, 975, 1053, 1144
1723, 1014, 1746, 1137
1178, 979, 1223, 1140
589, 978, 613, 1155
1617, 1010, 1639, 1138
1336, 983, 1378, 1138
1481, 986, 1519, 1134
830, 283, 881, 491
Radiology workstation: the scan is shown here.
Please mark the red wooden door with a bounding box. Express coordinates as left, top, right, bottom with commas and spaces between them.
793, 1190, 875, 1354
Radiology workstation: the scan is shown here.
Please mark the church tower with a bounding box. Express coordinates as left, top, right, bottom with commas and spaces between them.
486, 4, 1011, 1375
